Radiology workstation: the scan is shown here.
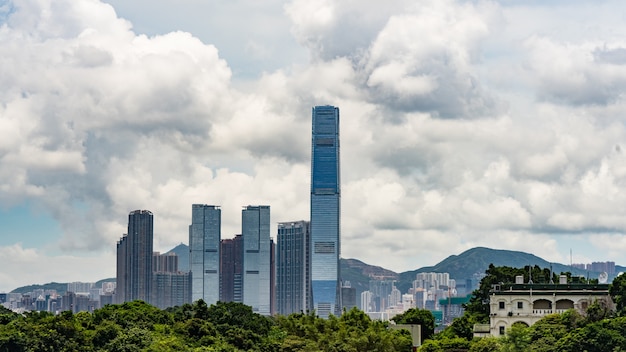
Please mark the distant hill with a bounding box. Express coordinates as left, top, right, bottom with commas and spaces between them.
400, 247, 556, 284
11, 282, 69, 295
11, 278, 115, 295
344, 247, 618, 302
341, 258, 398, 295
404, 247, 596, 278
395, 247, 606, 293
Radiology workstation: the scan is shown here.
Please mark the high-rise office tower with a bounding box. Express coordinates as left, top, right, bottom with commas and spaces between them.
116, 210, 154, 304
189, 204, 221, 305
277, 220, 311, 315
310, 105, 341, 318
220, 235, 244, 303
241, 205, 271, 315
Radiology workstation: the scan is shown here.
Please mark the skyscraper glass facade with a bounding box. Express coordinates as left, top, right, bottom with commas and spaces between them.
242, 205, 271, 315
310, 105, 341, 318
277, 220, 311, 315
190, 204, 221, 305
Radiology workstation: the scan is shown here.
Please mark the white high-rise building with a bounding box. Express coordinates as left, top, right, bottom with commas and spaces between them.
361, 290, 373, 312
389, 286, 402, 307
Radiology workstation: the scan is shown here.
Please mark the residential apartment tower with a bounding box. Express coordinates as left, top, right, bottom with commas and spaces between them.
276, 220, 311, 315
116, 210, 154, 304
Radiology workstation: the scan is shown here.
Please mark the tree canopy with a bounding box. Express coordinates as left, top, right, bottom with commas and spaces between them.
0, 301, 411, 351
391, 307, 435, 341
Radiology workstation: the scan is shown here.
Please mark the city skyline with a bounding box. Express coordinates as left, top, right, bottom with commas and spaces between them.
5, 0, 626, 291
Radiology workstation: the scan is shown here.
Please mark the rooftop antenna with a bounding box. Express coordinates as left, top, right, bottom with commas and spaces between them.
570, 248, 572, 268
528, 265, 533, 284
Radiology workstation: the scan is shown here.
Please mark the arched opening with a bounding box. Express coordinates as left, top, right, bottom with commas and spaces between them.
533, 299, 551, 309
556, 299, 574, 309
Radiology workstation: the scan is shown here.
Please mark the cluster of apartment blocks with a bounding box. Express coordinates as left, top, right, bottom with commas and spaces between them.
189, 205, 275, 315
2, 203, 342, 316
113, 206, 275, 313
115, 210, 192, 310
0, 282, 116, 314
191, 207, 357, 316
359, 272, 472, 323
111, 205, 348, 315
571, 261, 616, 275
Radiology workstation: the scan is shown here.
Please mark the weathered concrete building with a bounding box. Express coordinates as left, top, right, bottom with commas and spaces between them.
479, 275, 612, 336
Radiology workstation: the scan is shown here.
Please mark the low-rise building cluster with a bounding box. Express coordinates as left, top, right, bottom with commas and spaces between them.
1, 281, 116, 314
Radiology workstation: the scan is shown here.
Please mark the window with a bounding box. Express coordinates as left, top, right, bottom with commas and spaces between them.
499, 301, 505, 310
517, 301, 523, 309
499, 326, 505, 335
316, 138, 334, 146
314, 242, 335, 254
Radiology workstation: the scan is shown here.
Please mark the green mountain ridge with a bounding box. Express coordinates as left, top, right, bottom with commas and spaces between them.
10, 278, 116, 295
398, 246, 590, 286
10, 247, 623, 296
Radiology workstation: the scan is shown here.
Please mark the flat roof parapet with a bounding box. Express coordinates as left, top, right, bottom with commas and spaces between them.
490, 283, 610, 293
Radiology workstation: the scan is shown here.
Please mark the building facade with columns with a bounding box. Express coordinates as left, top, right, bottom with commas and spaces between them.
482, 276, 612, 337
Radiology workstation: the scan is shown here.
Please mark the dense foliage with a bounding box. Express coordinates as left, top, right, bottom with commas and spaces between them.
391, 308, 435, 341
0, 301, 412, 351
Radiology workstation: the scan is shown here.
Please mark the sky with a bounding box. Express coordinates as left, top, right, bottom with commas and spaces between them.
2, 0, 626, 292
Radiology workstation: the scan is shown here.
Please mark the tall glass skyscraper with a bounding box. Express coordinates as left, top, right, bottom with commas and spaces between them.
241, 205, 271, 315
277, 220, 311, 315
116, 210, 153, 304
310, 105, 341, 318
189, 204, 221, 305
